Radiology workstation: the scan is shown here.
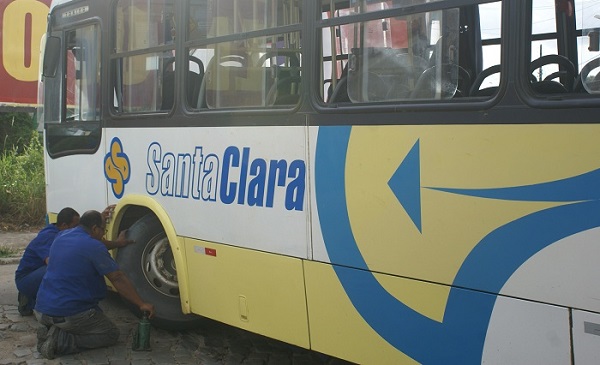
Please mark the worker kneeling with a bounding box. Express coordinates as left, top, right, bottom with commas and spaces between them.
34, 210, 155, 359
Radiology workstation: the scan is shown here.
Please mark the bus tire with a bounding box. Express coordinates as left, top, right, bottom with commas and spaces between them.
116, 213, 202, 330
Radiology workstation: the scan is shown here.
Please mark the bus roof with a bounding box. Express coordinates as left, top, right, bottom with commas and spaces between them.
50, 0, 74, 11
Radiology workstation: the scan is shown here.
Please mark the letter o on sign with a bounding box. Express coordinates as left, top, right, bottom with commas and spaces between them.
3, 0, 50, 82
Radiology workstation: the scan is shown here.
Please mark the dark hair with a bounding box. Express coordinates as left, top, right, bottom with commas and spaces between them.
56, 207, 79, 226
79, 210, 104, 230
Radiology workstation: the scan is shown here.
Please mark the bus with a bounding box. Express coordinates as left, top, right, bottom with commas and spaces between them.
39, 0, 600, 363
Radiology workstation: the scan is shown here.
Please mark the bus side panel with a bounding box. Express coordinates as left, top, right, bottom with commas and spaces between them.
183, 237, 310, 349
105, 127, 309, 259
572, 310, 600, 364
497, 226, 600, 316
45, 145, 107, 215
308, 123, 600, 363
483, 296, 570, 364
304, 260, 571, 365
310, 124, 600, 311
304, 260, 423, 365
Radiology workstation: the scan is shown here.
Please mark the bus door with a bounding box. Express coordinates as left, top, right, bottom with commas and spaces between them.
42, 5, 106, 214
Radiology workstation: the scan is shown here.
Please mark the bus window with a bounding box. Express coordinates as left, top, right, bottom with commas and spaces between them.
322, 1, 472, 104
525, 0, 600, 97
188, 0, 302, 109
576, 0, 600, 93
112, 0, 176, 114
470, 2, 502, 96
321, 7, 352, 101
527, 0, 576, 94
65, 27, 101, 121
45, 24, 101, 157
183, 1, 209, 108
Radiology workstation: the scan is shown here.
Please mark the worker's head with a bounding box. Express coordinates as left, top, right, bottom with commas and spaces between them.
79, 210, 105, 240
56, 207, 80, 230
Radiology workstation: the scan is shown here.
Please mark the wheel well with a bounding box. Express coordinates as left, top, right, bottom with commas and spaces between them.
114, 211, 202, 328
109, 200, 192, 312
115, 205, 154, 233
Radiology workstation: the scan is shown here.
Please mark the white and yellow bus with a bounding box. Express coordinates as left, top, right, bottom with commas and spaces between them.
39, 0, 600, 363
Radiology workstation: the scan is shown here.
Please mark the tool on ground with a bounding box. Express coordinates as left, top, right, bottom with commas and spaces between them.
132, 311, 151, 351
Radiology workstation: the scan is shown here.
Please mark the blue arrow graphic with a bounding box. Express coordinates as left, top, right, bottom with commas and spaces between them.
388, 140, 422, 232
315, 126, 600, 363
387, 139, 600, 234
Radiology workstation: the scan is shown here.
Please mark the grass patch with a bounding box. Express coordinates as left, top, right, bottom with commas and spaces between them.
0, 132, 46, 228
0, 245, 19, 258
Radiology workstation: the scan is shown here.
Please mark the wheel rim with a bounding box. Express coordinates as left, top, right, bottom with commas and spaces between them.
140, 232, 179, 298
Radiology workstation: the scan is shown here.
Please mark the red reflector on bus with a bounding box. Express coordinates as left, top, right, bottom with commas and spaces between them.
205, 248, 217, 257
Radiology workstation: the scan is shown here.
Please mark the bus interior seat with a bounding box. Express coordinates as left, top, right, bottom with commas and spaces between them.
328, 62, 350, 103
385, 54, 430, 99
259, 50, 301, 106
456, 67, 473, 97
574, 57, 600, 93
187, 56, 205, 107
196, 55, 223, 109
421, 35, 472, 98
355, 49, 393, 102
345, 47, 429, 102
428, 36, 444, 66
329, 76, 350, 103
410, 64, 471, 99
204, 54, 274, 108
531, 80, 568, 94
160, 56, 205, 110
160, 57, 176, 110
196, 71, 208, 108
470, 64, 501, 96
267, 73, 302, 105
257, 49, 300, 69
529, 54, 575, 94
195, 54, 248, 109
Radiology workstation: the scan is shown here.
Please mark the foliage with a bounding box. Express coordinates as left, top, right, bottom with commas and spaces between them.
0, 112, 37, 155
0, 245, 18, 258
0, 131, 46, 228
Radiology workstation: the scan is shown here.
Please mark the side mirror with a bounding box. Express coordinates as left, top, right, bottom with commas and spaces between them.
43, 36, 61, 78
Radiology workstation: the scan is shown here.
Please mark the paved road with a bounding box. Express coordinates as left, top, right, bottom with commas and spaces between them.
0, 261, 353, 365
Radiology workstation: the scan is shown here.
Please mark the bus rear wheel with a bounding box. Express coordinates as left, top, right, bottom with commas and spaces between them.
116, 213, 202, 330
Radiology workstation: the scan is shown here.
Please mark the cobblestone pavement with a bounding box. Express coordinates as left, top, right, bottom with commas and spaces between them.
0, 293, 353, 365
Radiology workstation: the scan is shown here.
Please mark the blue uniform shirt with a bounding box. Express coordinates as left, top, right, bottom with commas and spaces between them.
15, 224, 59, 280
35, 226, 119, 317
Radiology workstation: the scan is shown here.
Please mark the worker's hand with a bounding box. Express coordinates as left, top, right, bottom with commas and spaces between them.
115, 230, 134, 247
102, 205, 116, 222
140, 303, 155, 319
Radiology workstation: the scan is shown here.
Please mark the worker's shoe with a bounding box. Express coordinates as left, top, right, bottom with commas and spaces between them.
38, 326, 57, 360
17, 292, 33, 316
36, 324, 49, 352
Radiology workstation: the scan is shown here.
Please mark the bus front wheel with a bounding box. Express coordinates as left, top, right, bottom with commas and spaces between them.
116, 214, 201, 330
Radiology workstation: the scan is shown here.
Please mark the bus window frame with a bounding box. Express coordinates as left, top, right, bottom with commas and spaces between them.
107, 0, 306, 120
516, 0, 600, 109
182, 27, 305, 113
312, 0, 509, 114
185, 39, 303, 109
109, 0, 178, 117
44, 18, 103, 159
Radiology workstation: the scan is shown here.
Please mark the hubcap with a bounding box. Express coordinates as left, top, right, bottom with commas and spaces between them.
141, 233, 179, 297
